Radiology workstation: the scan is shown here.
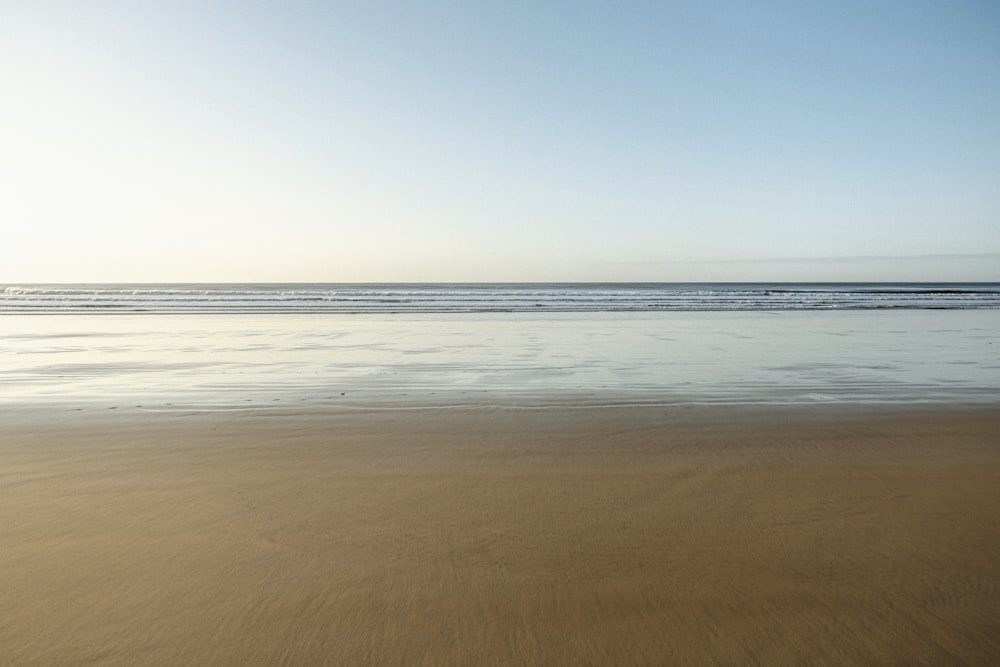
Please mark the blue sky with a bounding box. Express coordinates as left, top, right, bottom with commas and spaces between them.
2, 1, 998, 281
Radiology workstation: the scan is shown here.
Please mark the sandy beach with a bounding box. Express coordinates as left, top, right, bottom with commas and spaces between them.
6, 0, 999, 657
2, 403, 998, 664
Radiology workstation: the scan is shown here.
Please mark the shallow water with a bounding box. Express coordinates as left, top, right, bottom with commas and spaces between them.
2, 310, 998, 409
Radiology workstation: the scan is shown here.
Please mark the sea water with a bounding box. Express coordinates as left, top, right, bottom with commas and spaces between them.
1, 284, 998, 409
2, 282, 1000, 313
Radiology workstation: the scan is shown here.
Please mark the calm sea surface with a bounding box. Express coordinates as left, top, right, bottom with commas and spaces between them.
2, 284, 998, 409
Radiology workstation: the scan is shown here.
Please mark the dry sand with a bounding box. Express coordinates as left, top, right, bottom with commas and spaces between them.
2, 403, 999, 665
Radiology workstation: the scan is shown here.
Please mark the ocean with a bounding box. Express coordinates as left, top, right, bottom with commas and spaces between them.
2, 283, 999, 410
3, 282, 1000, 313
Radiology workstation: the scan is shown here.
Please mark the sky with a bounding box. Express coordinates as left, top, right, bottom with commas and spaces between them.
2, 1, 999, 282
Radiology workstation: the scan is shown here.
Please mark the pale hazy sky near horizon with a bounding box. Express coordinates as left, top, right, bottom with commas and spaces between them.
2, 1, 998, 282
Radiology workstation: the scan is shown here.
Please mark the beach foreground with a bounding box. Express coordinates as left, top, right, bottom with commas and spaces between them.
2, 404, 999, 664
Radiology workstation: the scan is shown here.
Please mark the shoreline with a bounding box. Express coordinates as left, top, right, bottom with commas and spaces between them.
5, 381, 1000, 424
4, 309, 999, 411
3, 402, 999, 664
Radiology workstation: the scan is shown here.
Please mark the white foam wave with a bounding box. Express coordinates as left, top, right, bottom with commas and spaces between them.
1, 283, 998, 314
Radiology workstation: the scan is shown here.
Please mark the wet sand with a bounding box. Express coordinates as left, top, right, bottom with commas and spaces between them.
2, 403, 999, 664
